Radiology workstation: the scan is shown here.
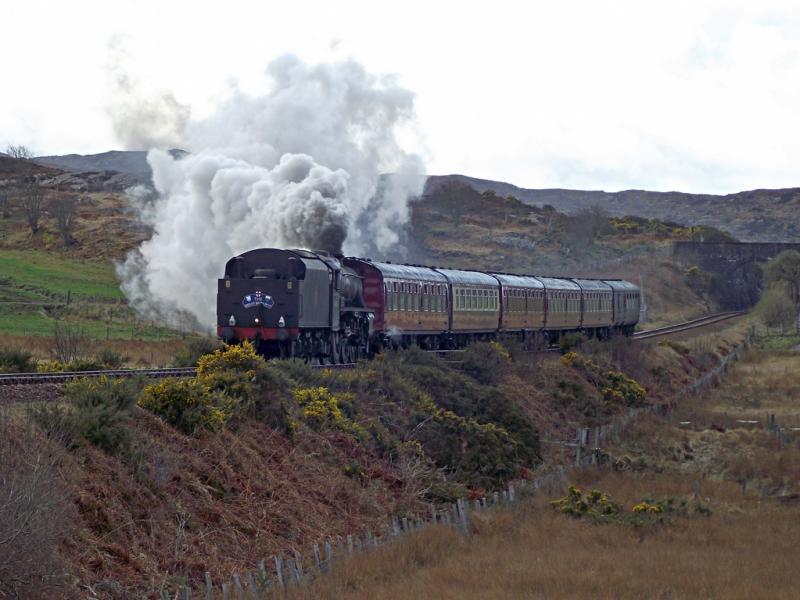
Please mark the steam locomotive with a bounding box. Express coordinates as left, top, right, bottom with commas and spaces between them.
216, 248, 641, 361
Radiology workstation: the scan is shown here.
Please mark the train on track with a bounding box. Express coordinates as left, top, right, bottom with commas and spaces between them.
217, 248, 641, 362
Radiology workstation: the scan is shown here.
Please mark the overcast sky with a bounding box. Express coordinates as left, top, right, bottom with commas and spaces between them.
2, 0, 799, 194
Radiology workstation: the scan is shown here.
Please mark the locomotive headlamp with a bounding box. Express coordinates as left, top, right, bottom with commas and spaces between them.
228, 315, 236, 326
254, 317, 260, 324
278, 316, 286, 327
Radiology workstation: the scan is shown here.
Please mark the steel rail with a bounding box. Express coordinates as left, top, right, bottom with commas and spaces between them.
632, 311, 746, 341
0, 362, 357, 386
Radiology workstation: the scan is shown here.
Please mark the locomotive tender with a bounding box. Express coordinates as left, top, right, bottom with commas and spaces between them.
217, 248, 641, 361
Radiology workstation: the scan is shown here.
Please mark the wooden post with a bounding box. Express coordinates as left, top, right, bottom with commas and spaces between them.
246, 572, 259, 598
204, 572, 213, 600
232, 574, 244, 599
293, 549, 304, 580
221, 582, 230, 600
287, 558, 301, 585
325, 541, 334, 569
354, 535, 363, 553
274, 556, 285, 590
258, 560, 269, 589
347, 534, 354, 556
313, 544, 322, 571
575, 428, 582, 466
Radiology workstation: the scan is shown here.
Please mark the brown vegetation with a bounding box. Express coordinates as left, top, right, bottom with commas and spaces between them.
290, 472, 800, 600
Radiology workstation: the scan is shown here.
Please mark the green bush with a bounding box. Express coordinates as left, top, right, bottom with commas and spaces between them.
96, 348, 125, 369
138, 378, 235, 434
0, 348, 36, 373
461, 342, 510, 385
172, 337, 221, 367
559, 332, 587, 354
64, 358, 105, 372
31, 376, 139, 454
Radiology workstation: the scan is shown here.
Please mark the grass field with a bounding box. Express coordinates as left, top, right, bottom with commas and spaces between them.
0, 249, 183, 343
0, 249, 123, 300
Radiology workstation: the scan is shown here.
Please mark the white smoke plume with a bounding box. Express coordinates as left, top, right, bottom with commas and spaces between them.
106, 39, 190, 150
117, 55, 425, 329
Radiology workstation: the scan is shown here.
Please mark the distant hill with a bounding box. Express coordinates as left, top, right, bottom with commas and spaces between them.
25, 151, 800, 242
33, 149, 186, 183
425, 175, 800, 243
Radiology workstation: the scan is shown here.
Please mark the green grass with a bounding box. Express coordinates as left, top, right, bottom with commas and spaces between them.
756, 334, 800, 352
0, 251, 184, 340
0, 311, 179, 340
0, 250, 124, 300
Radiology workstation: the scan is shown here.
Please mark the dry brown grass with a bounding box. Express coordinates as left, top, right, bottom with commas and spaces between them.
291, 471, 800, 600
3, 334, 189, 367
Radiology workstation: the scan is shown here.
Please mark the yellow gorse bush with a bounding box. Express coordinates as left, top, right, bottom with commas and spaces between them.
490, 341, 511, 360
138, 378, 234, 434
196, 340, 265, 379
293, 386, 366, 438
561, 351, 646, 407
632, 501, 663, 514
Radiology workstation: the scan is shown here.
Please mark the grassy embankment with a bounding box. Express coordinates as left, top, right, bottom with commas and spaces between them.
287, 334, 800, 600
0, 249, 193, 365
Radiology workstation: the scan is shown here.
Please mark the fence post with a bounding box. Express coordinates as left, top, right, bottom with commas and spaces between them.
294, 549, 304, 582
204, 572, 213, 600
232, 574, 244, 599
313, 544, 322, 571
325, 540, 334, 569
274, 556, 285, 590
246, 572, 259, 599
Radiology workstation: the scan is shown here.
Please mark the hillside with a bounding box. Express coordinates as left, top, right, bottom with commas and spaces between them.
21, 149, 800, 243
0, 315, 756, 597
426, 174, 800, 243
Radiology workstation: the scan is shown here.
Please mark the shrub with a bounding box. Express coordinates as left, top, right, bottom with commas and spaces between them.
603, 371, 646, 407
138, 378, 234, 434
172, 337, 221, 367
551, 485, 621, 521
293, 386, 366, 438
559, 332, 587, 354
0, 411, 70, 598
63, 357, 105, 372
0, 347, 36, 373
196, 340, 265, 377
96, 348, 125, 369
461, 342, 510, 385
31, 376, 139, 454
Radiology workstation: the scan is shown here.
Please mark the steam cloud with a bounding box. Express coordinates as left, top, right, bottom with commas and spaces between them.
116, 55, 425, 329
106, 40, 190, 150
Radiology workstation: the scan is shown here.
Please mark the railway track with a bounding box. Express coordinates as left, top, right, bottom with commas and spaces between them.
0, 362, 357, 386
0, 312, 744, 386
632, 311, 746, 341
